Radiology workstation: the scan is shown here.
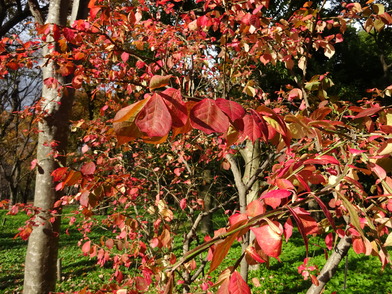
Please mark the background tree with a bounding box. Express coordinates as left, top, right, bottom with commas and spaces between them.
0, 70, 39, 208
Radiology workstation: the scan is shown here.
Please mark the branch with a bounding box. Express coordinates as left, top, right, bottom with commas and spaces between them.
225, 153, 246, 197
27, 0, 44, 25
244, 151, 274, 192
306, 234, 352, 294
0, 3, 31, 37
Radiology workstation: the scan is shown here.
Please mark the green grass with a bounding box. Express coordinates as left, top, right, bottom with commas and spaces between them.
1, 209, 391, 293
0, 208, 114, 293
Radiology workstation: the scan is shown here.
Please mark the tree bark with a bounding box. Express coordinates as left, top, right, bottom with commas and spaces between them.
306, 235, 352, 294
200, 169, 213, 235
239, 141, 261, 275
23, 1, 87, 293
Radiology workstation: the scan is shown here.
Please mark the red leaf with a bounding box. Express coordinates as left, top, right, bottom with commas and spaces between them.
304, 155, 339, 165
121, 52, 129, 62
310, 274, 319, 286
135, 276, 149, 291
275, 178, 295, 190
106, 239, 114, 249
353, 107, 383, 119
312, 195, 336, 231
215, 98, 245, 122
369, 162, 387, 180
245, 246, 267, 264
81, 162, 96, 175
217, 278, 230, 294
63, 170, 82, 186
310, 107, 332, 120
241, 111, 268, 142
79, 190, 90, 207
82, 240, 91, 255
149, 75, 172, 90
229, 271, 251, 294
263, 197, 282, 209
352, 237, 366, 254
260, 189, 292, 200
190, 99, 230, 134
179, 198, 187, 210
295, 174, 311, 192
229, 213, 248, 226
256, 106, 289, 139
251, 221, 283, 259
160, 88, 187, 127
325, 233, 333, 250
197, 15, 211, 28
284, 217, 293, 242
113, 120, 143, 145
286, 206, 319, 256
136, 93, 172, 137
293, 207, 319, 235
171, 101, 195, 137
246, 199, 265, 217
51, 167, 68, 181
260, 189, 292, 209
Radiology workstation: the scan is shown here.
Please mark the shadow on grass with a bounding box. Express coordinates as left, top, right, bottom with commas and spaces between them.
61, 259, 100, 277
0, 272, 24, 291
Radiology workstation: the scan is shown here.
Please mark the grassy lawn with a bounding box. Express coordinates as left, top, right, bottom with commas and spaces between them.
1, 208, 391, 293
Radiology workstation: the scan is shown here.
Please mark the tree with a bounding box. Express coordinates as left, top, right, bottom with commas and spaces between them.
21, 0, 88, 293
1, 0, 392, 293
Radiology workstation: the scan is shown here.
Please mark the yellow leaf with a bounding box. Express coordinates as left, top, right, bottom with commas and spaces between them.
374, 18, 385, 31
372, 4, 385, 15
377, 140, 392, 156
324, 43, 335, 59
385, 232, 392, 247
243, 85, 256, 97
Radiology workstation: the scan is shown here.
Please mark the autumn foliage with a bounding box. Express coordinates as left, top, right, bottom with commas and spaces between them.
1, 0, 392, 293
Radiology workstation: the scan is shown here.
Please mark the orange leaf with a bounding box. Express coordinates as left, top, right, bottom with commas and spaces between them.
113, 99, 149, 123
209, 219, 248, 273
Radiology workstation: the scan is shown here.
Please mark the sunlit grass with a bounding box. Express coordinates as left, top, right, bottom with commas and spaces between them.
1, 209, 391, 293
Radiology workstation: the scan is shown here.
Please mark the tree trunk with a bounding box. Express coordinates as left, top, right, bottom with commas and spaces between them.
8, 183, 18, 210
200, 169, 213, 235
240, 141, 261, 204
239, 141, 261, 277
23, 1, 88, 293
306, 235, 352, 294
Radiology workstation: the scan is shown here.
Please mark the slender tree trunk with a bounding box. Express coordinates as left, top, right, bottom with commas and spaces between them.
239, 141, 261, 277
200, 169, 213, 235
240, 141, 261, 204
8, 184, 18, 210
23, 1, 88, 293
8, 162, 20, 209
